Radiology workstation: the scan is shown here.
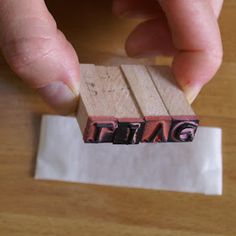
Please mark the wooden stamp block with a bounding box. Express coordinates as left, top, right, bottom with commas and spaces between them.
77, 64, 199, 144
168, 117, 199, 142
83, 116, 117, 143
120, 65, 172, 143
142, 116, 171, 143
113, 118, 145, 144
147, 66, 199, 142
77, 64, 143, 144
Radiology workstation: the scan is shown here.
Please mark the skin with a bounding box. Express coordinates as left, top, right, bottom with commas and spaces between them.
0, 0, 223, 114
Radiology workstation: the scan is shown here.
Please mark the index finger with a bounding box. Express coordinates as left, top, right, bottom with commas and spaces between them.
158, 0, 223, 102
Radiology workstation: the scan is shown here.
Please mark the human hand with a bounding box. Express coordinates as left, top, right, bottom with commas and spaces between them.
113, 0, 223, 103
0, 0, 80, 114
0, 1, 223, 115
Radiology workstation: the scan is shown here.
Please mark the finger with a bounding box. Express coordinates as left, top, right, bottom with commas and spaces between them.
0, 0, 80, 114
113, 0, 224, 19
158, 0, 223, 103
112, 0, 162, 19
209, 0, 224, 17
125, 18, 176, 57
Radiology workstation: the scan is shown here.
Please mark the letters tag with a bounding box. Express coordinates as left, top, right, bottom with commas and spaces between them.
113, 122, 144, 144
84, 119, 117, 143
169, 120, 199, 142
142, 118, 171, 143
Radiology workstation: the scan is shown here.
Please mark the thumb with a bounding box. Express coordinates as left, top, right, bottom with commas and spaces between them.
0, 0, 80, 114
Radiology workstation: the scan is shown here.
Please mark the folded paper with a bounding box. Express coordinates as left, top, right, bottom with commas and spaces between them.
35, 115, 222, 195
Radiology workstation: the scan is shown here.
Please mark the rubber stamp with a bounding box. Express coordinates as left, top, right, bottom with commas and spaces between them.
147, 66, 199, 142
76, 64, 199, 144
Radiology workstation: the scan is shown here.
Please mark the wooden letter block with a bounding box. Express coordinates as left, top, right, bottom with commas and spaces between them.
77, 64, 199, 144
113, 118, 145, 144
147, 66, 199, 142
120, 65, 171, 143
83, 117, 117, 143
168, 119, 199, 142
142, 117, 171, 143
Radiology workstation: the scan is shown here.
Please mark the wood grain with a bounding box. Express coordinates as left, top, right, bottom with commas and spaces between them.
77, 64, 197, 143
0, 0, 235, 235
147, 66, 199, 142
120, 65, 172, 142
120, 64, 168, 117
77, 64, 144, 143
96, 65, 141, 118
147, 66, 195, 117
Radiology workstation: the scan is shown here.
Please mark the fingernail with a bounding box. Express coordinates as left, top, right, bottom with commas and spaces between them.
183, 85, 202, 104
37, 81, 78, 115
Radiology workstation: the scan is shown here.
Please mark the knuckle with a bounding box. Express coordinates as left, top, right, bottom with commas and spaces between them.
3, 36, 54, 75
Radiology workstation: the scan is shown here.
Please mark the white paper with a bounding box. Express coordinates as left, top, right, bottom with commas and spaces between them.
35, 115, 222, 195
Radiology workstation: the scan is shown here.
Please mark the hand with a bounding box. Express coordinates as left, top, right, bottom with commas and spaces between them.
0, 1, 223, 115
0, 0, 80, 114
113, 0, 223, 103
